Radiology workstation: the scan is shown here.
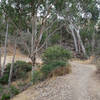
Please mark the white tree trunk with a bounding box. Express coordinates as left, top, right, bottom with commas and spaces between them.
70, 22, 87, 57
8, 39, 16, 86
0, 47, 1, 76
76, 29, 87, 57
69, 25, 78, 52
1, 23, 8, 76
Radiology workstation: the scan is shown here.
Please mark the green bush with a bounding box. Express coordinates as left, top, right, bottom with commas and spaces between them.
43, 45, 72, 63
1, 93, 10, 100
41, 61, 66, 78
0, 74, 9, 84
10, 85, 20, 96
0, 61, 32, 84
32, 46, 72, 84
32, 70, 43, 84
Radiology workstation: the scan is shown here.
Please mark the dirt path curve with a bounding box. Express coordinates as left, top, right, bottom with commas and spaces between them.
11, 61, 100, 100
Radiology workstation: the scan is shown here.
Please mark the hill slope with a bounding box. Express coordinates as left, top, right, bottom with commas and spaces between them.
10, 61, 100, 100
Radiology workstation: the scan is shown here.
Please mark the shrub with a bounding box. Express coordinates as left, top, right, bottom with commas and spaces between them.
41, 61, 67, 78
0, 74, 9, 84
49, 64, 71, 77
10, 85, 20, 96
32, 70, 44, 84
1, 93, 10, 100
8, 61, 32, 73
43, 45, 72, 64
0, 61, 32, 84
32, 46, 72, 84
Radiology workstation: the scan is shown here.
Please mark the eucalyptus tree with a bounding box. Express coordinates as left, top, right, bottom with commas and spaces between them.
56, 0, 99, 57
0, 3, 9, 76
1, 0, 67, 79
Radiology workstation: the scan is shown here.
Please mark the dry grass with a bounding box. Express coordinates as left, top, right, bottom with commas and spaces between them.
71, 56, 96, 64
49, 64, 72, 78
95, 59, 100, 74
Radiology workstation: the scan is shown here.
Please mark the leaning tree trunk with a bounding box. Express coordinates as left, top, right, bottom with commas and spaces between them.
1, 22, 8, 76
76, 29, 87, 57
69, 25, 78, 52
8, 38, 16, 86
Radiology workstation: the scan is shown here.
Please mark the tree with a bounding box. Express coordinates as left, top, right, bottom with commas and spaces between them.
1, 21, 8, 76
0, 0, 66, 78
8, 38, 17, 86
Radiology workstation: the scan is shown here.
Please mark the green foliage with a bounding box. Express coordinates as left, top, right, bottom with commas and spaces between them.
32, 70, 43, 84
13, 61, 32, 72
50, 34, 61, 44
9, 85, 20, 96
53, 0, 66, 11
40, 33, 47, 44
32, 46, 72, 84
86, 44, 92, 56
43, 45, 72, 63
1, 93, 10, 100
0, 61, 32, 84
41, 61, 66, 78
80, 22, 95, 41
0, 84, 4, 93
0, 85, 20, 100
0, 34, 5, 45
0, 74, 9, 84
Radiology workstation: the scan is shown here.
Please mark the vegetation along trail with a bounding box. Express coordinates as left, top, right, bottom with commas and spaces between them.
11, 61, 100, 100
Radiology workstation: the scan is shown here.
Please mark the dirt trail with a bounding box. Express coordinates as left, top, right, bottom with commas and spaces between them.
1, 55, 42, 65
10, 61, 100, 100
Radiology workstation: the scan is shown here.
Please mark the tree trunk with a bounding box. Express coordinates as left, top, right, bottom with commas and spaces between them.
0, 48, 1, 76
31, 14, 37, 55
69, 25, 78, 52
92, 31, 95, 54
1, 22, 8, 76
8, 39, 16, 86
31, 53, 36, 78
31, 14, 37, 78
76, 29, 87, 57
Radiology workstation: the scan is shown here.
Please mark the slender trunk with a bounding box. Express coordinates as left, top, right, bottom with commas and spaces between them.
31, 14, 37, 55
31, 14, 37, 77
31, 53, 37, 83
8, 39, 16, 86
92, 31, 95, 54
1, 22, 8, 76
69, 25, 78, 52
0, 48, 1, 76
76, 29, 87, 57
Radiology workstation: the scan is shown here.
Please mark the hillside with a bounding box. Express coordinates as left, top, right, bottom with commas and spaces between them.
10, 61, 100, 100
0, 1, 100, 100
